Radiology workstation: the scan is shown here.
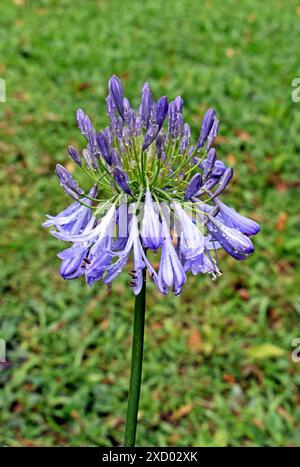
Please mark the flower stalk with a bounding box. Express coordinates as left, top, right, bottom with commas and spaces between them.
124, 267, 147, 447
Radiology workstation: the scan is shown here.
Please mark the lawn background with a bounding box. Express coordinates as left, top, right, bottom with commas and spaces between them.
0, 0, 300, 447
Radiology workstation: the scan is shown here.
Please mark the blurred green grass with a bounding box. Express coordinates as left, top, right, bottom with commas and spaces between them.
0, 0, 300, 447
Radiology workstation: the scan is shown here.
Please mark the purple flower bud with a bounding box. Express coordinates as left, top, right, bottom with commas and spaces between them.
183, 123, 191, 140
106, 93, 116, 119
212, 167, 233, 197
156, 96, 168, 129
168, 101, 177, 137
196, 176, 219, 196
76, 109, 93, 139
111, 148, 122, 167
176, 113, 184, 137
156, 133, 166, 159
200, 154, 226, 178
113, 167, 132, 195
214, 199, 260, 236
184, 173, 203, 200
202, 148, 216, 177
108, 75, 124, 119
97, 131, 111, 165
142, 123, 159, 151
140, 82, 153, 128
207, 216, 254, 260
212, 160, 227, 177
206, 118, 219, 150
123, 97, 130, 113
174, 96, 183, 113
197, 108, 216, 148
87, 129, 100, 159
82, 148, 98, 170
55, 164, 84, 199
68, 145, 82, 166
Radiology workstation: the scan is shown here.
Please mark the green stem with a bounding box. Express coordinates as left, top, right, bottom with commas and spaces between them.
124, 269, 147, 447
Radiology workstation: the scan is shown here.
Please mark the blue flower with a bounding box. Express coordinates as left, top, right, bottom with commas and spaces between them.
44, 75, 260, 295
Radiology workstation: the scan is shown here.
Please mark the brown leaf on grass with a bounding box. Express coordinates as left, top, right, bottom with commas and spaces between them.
70, 410, 79, 419
275, 211, 288, 231
227, 154, 236, 165
100, 319, 109, 331
77, 82, 91, 92
150, 321, 163, 331
187, 329, 202, 352
238, 288, 250, 301
277, 260, 293, 274
215, 135, 230, 145
14, 91, 29, 102
235, 129, 252, 141
171, 403, 193, 421
223, 374, 236, 384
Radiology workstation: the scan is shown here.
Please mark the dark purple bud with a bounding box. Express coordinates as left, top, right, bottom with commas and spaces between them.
207, 217, 254, 260
212, 167, 233, 198
68, 145, 82, 166
174, 113, 183, 138
174, 96, 183, 113
141, 82, 153, 128
142, 124, 159, 151
156, 133, 166, 159
135, 115, 142, 136
111, 148, 122, 167
76, 109, 93, 139
197, 108, 216, 148
116, 116, 124, 138
214, 199, 260, 236
156, 96, 168, 129
55, 164, 84, 199
108, 75, 124, 119
196, 176, 219, 196
212, 160, 226, 177
106, 93, 116, 119
201, 148, 216, 177
97, 131, 111, 165
88, 129, 100, 158
168, 101, 177, 137
183, 123, 191, 139
184, 173, 203, 200
113, 167, 132, 195
206, 118, 219, 150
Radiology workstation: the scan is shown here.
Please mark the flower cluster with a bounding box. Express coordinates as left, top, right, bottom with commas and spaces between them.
43, 75, 260, 295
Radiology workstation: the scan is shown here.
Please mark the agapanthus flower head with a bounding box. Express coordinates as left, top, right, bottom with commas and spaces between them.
44, 75, 260, 295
